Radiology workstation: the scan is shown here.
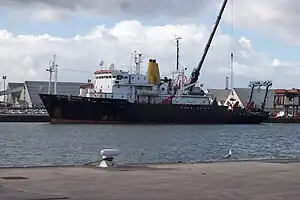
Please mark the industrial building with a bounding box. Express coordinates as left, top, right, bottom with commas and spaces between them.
273, 89, 300, 117
0, 81, 87, 108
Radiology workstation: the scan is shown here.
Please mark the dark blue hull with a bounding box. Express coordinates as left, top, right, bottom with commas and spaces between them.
39, 94, 269, 124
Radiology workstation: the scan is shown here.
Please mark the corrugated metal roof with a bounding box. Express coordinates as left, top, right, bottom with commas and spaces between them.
0, 82, 24, 96
207, 89, 231, 101
8, 82, 24, 89
233, 88, 250, 106
25, 81, 87, 106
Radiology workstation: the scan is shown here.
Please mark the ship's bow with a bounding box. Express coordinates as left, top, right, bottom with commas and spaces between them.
38, 93, 59, 119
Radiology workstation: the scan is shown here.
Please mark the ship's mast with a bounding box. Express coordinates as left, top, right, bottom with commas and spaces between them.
171, 36, 183, 85
53, 54, 58, 95
46, 54, 58, 94
172, 36, 188, 93
133, 51, 143, 74
175, 36, 182, 72
46, 63, 52, 94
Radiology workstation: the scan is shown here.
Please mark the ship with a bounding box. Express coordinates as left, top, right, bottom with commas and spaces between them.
38, 0, 271, 124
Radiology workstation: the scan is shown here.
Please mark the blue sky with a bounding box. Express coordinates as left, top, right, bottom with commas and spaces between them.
221, 23, 300, 62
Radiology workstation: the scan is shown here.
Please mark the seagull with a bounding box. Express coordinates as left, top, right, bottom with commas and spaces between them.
223, 149, 232, 159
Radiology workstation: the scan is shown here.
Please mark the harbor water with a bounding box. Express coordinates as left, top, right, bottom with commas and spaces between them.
1, 123, 300, 167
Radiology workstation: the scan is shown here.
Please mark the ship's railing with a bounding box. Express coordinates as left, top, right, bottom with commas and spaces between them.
136, 90, 159, 96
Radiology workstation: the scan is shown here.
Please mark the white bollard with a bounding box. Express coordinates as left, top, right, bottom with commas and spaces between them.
98, 149, 120, 168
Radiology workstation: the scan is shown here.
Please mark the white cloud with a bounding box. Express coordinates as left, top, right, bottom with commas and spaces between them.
0, 20, 299, 90
2, 0, 300, 44
223, 0, 300, 44
2, 0, 300, 46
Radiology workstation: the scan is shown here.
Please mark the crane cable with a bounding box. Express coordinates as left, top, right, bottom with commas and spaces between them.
230, 0, 235, 94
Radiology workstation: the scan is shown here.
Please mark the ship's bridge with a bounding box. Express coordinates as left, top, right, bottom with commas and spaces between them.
94, 69, 148, 93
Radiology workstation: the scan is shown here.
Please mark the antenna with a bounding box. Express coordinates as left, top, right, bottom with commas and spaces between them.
175, 35, 182, 72
99, 60, 104, 69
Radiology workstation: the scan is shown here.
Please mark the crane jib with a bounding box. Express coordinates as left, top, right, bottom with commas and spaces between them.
188, 0, 229, 92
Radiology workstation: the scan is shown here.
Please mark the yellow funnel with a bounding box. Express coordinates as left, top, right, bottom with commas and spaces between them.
147, 59, 160, 85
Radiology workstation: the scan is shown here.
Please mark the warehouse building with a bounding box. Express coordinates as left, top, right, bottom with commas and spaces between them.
0, 81, 87, 108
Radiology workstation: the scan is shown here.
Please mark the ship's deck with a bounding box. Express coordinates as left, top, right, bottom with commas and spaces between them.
1, 160, 300, 200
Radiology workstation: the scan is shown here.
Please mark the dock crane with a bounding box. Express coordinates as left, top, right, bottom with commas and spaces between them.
187, 0, 229, 93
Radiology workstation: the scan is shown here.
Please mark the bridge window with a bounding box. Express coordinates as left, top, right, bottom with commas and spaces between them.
116, 75, 123, 80
124, 76, 128, 79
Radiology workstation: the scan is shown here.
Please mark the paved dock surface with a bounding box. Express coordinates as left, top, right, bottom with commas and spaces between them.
1, 161, 300, 200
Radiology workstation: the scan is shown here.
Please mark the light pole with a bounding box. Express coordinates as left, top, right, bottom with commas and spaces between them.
2, 76, 7, 106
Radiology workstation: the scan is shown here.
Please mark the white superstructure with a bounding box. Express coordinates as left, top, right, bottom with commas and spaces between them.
79, 54, 215, 106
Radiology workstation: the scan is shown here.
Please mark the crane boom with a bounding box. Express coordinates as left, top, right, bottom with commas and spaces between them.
188, 0, 229, 92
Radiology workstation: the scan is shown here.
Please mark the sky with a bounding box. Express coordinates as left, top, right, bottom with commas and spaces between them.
1, 0, 300, 89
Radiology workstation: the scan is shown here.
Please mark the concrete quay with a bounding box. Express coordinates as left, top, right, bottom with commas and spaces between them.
0, 161, 300, 200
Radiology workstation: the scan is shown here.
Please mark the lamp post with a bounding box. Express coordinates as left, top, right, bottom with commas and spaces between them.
2, 76, 7, 106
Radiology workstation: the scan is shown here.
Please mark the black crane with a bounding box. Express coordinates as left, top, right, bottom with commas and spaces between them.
188, 0, 229, 93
